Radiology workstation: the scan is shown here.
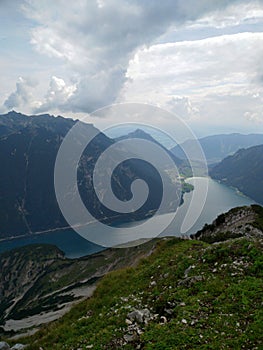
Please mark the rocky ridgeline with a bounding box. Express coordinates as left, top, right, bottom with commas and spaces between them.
90, 244, 261, 349
1, 205, 262, 349
1, 233, 263, 349
191, 205, 263, 243
73, 229, 262, 349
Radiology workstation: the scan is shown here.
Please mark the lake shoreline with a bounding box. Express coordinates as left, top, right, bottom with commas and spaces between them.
0, 177, 256, 258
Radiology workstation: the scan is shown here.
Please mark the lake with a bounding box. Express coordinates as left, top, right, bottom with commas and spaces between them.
0, 177, 256, 258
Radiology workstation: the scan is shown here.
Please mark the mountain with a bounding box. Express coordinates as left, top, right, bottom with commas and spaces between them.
115, 128, 192, 177
0, 111, 180, 239
210, 144, 263, 204
0, 240, 158, 332
4, 205, 262, 349
191, 204, 263, 242
171, 133, 263, 164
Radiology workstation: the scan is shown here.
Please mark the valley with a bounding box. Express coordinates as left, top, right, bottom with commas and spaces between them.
2, 2, 263, 348
0, 205, 262, 349
0, 177, 255, 258
0, 111, 185, 241
0, 112, 262, 349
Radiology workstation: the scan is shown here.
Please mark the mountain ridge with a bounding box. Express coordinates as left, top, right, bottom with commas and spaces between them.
115, 128, 193, 177
171, 133, 263, 164
210, 144, 263, 204
0, 111, 180, 240
2, 204, 262, 349
0, 240, 159, 333
0, 204, 263, 348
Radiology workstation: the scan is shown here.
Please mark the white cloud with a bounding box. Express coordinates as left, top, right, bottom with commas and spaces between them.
20, 0, 257, 113
165, 96, 199, 120
126, 32, 263, 92
35, 76, 76, 113
187, 1, 263, 29
1, 0, 263, 138
4, 76, 37, 111
121, 32, 263, 133
244, 111, 263, 123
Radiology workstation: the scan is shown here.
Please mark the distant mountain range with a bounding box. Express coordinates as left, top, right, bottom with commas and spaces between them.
171, 133, 263, 164
0, 112, 181, 239
210, 144, 263, 204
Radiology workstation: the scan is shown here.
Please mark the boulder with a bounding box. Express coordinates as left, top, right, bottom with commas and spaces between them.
11, 346, 25, 350
127, 308, 151, 324
0, 342, 10, 350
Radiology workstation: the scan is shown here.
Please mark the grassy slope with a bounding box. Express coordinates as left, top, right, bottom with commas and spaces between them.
0, 240, 158, 324
16, 236, 263, 350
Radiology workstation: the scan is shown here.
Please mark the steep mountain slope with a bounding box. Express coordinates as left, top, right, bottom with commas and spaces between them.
0, 240, 158, 332
115, 129, 191, 174
1, 205, 262, 349
171, 133, 263, 164
0, 111, 179, 239
0, 245, 64, 325
210, 144, 263, 204
115, 128, 193, 181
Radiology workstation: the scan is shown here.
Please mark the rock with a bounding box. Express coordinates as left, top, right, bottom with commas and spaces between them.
11, 345, 25, 350
181, 318, 187, 324
124, 333, 137, 342
125, 318, 133, 325
164, 308, 173, 315
185, 265, 196, 277
0, 342, 10, 350
137, 328, 144, 335
150, 281, 157, 287
128, 310, 143, 323
160, 316, 167, 324
127, 308, 151, 324
178, 275, 203, 287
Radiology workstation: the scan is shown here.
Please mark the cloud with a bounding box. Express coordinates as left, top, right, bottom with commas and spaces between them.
21, 0, 253, 113
166, 96, 199, 120
122, 31, 263, 132
4, 76, 37, 110
125, 32, 263, 92
35, 76, 76, 113
244, 111, 263, 123
187, 1, 263, 29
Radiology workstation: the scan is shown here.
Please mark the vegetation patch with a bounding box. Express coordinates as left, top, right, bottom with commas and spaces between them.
14, 236, 262, 350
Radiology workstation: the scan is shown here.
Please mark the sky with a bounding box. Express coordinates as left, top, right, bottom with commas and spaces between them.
1, 0, 263, 138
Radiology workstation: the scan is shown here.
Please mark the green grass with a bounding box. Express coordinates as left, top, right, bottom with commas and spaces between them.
251, 204, 263, 231
14, 236, 263, 350
0, 239, 159, 325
